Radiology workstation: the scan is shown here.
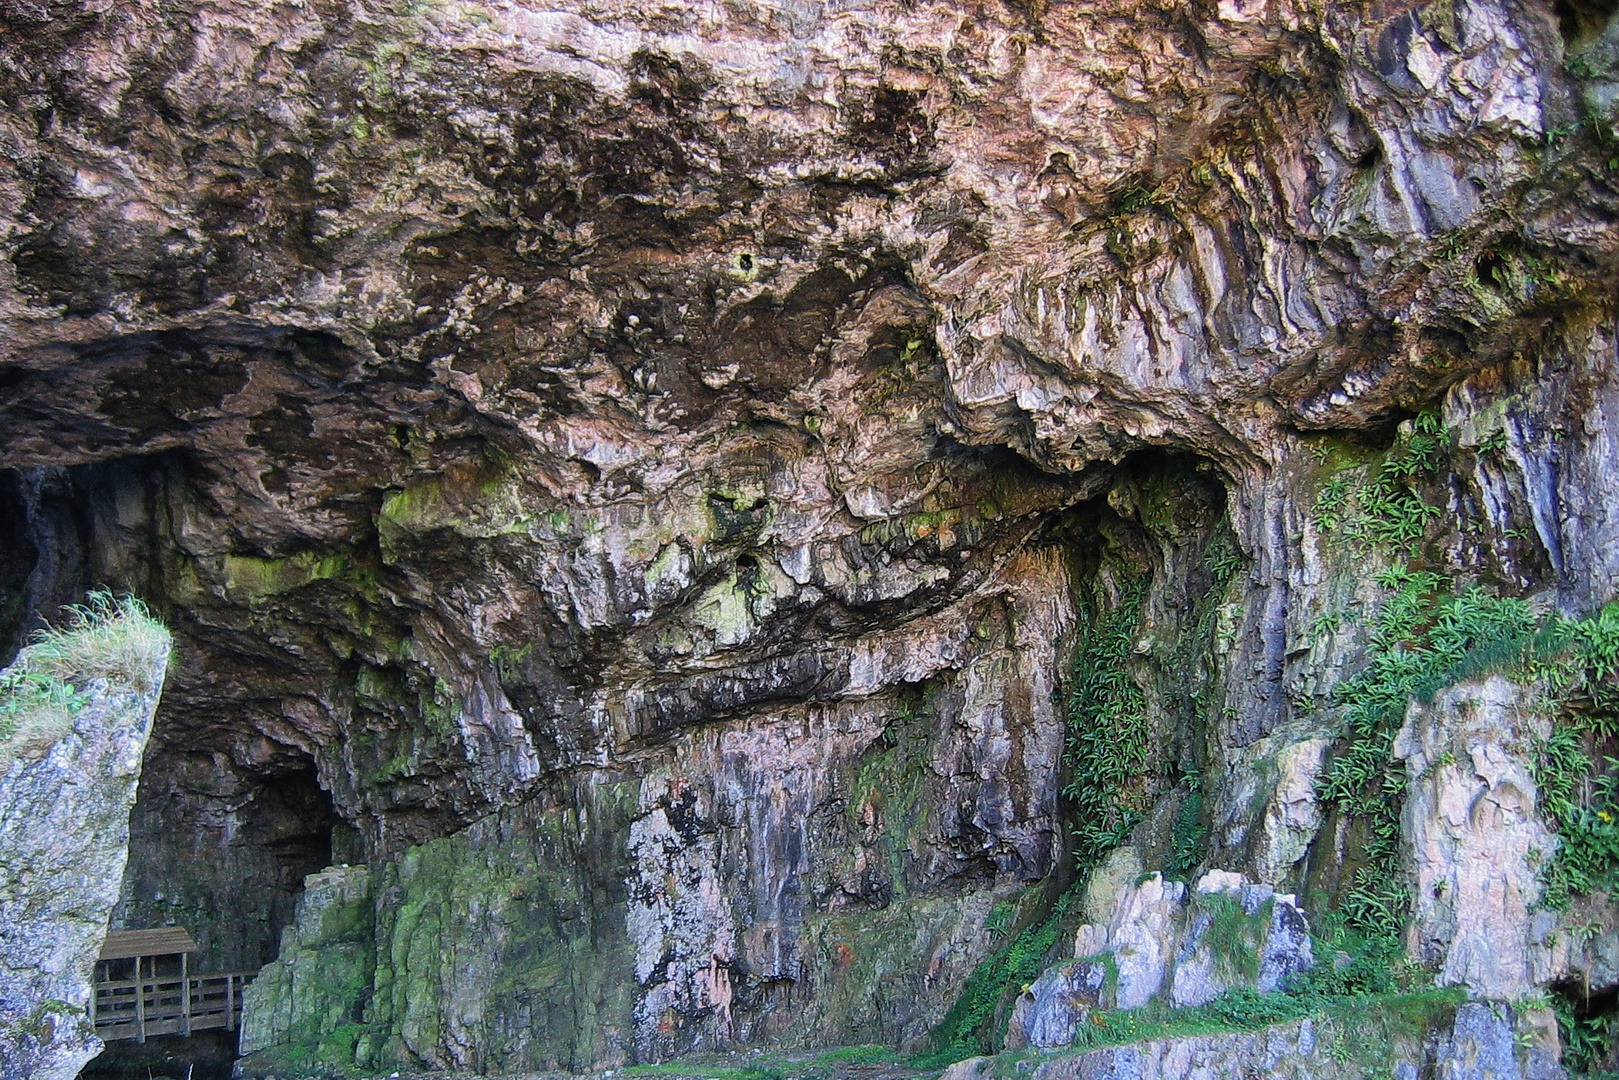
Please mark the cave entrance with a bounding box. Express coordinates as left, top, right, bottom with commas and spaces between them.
114, 761, 338, 973
85, 763, 338, 1079
0, 458, 352, 1079
1551, 979, 1619, 1074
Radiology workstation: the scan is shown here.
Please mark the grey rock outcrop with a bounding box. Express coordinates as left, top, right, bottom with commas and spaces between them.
1025, 1019, 1356, 1080
1397, 677, 1560, 999
1433, 1002, 1563, 1080
1010, 870, 1313, 1049
1008, 1003, 1560, 1080
1005, 960, 1108, 1051
0, 661, 169, 1080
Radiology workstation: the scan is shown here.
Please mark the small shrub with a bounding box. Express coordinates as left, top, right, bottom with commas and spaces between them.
1311, 413, 1449, 557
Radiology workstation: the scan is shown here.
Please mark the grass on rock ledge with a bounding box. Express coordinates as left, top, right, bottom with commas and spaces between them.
0, 591, 170, 761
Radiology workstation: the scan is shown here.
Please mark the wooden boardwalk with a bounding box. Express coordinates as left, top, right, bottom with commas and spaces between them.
91, 969, 256, 1042
90, 926, 256, 1043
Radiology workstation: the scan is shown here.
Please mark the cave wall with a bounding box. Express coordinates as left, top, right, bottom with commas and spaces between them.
5, 0, 1619, 1071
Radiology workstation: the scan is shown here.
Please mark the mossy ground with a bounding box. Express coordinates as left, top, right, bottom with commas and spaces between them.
263, 1046, 934, 1080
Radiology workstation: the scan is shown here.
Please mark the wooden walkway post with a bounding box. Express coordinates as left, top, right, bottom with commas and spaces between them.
134, 956, 146, 1044
225, 973, 235, 1032
180, 951, 190, 1037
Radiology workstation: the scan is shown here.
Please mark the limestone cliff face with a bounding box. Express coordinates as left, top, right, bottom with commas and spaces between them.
5, 0, 1619, 1072
0, 660, 169, 1080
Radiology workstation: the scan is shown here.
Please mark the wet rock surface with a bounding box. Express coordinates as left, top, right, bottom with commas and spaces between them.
4, 0, 1619, 1072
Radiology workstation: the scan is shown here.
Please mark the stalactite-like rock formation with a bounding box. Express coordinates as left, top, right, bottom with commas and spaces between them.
5, 0, 1619, 1073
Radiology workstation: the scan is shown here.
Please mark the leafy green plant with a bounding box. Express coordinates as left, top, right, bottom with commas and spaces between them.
1316, 568, 1541, 935
489, 642, 534, 684
0, 670, 87, 747
1063, 580, 1152, 872
1207, 531, 1244, 591
1553, 988, 1619, 1076
1310, 414, 1449, 558
1167, 779, 1207, 880
1514, 602, 1619, 907
983, 901, 1016, 940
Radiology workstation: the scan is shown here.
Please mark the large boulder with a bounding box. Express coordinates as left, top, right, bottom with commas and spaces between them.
1008, 869, 1314, 1049
0, 650, 169, 1080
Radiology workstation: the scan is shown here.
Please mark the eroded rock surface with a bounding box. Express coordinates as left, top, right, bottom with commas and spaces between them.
0, 660, 168, 1080
4, 0, 1619, 1070
1398, 677, 1560, 999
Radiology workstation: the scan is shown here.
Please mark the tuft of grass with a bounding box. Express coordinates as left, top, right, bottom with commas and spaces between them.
1061, 983, 1462, 1056
1192, 891, 1269, 983
811, 1045, 900, 1066
0, 591, 171, 758
620, 1064, 784, 1080
19, 591, 171, 692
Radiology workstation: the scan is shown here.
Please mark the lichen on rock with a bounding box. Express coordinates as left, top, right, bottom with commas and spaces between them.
0, 597, 170, 1080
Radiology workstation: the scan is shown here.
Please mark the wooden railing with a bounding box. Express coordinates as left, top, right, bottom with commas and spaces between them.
91, 970, 256, 1043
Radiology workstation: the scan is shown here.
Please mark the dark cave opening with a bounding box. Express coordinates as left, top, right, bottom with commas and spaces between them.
83, 763, 341, 1078
1049, 449, 1231, 874
78, 1030, 240, 1080
113, 760, 339, 972
1552, 980, 1619, 1072
1, 456, 347, 969
0, 470, 38, 664
1555, 0, 1619, 48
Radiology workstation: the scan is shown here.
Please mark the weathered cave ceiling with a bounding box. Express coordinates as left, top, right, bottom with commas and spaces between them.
5, 0, 1619, 1064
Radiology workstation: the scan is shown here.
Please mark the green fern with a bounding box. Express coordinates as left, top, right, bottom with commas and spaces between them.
1063, 580, 1152, 872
